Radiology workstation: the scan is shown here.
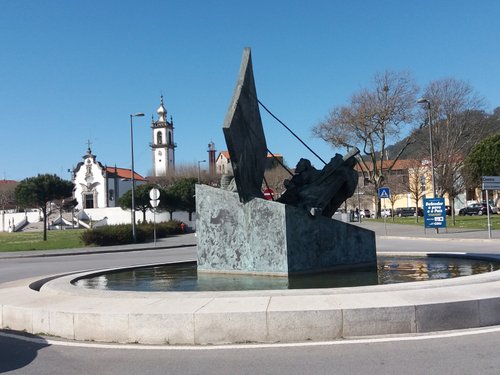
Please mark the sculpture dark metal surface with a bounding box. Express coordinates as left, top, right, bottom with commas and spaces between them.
222, 48, 267, 203
277, 148, 360, 217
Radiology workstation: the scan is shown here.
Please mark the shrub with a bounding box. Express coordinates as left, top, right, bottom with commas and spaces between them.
146, 220, 184, 237
80, 220, 184, 246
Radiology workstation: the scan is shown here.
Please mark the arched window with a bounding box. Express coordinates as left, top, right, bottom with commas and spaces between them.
168, 131, 172, 145
157, 131, 163, 144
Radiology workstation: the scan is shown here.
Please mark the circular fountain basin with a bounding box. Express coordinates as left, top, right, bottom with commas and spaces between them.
72, 255, 500, 292
3, 251, 500, 345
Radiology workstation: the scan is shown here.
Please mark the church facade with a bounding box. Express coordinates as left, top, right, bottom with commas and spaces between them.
72, 147, 145, 210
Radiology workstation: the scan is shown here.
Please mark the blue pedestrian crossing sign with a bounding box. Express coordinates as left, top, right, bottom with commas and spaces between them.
378, 187, 391, 199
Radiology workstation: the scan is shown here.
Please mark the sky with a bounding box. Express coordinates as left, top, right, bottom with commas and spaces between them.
1, 0, 500, 181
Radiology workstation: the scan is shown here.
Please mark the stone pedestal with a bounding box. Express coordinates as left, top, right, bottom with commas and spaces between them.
196, 185, 376, 276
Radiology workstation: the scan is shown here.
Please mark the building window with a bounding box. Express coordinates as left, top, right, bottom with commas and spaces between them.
108, 189, 114, 201
157, 131, 163, 144
168, 131, 172, 145
84, 193, 94, 209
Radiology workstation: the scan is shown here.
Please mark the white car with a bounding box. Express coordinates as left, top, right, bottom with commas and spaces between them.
381, 208, 392, 217
359, 209, 371, 218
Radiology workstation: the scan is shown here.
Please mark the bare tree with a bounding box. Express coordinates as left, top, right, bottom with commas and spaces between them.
148, 163, 220, 188
0, 181, 17, 211
406, 160, 427, 224
0, 181, 17, 232
263, 166, 293, 199
385, 174, 406, 222
313, 71, 419, 217
420, 78, 486, 222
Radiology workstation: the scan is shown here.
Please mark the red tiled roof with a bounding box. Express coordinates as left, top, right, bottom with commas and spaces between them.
219, 151, 230, 159
0, 179, 17, 185
105, 167, 146, 181
218, 151, 282, 159
267, 153, 282, 158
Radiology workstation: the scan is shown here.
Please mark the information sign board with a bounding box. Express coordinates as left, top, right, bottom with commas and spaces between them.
423, 198, 446, 229
482, 176, 500, 190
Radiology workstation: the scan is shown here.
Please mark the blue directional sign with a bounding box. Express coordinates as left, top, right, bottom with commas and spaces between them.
423, 198, 446, 229
378, 187, 391, 199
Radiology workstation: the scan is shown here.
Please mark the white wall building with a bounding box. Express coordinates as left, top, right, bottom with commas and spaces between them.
215, 151, 232, 175
73, 147, 146, 210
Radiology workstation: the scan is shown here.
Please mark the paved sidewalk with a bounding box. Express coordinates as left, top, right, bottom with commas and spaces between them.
353, 220, 500, 241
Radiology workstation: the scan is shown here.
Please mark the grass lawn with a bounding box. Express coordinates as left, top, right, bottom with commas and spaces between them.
370, 214, 500, 230
0, 229, 86, 252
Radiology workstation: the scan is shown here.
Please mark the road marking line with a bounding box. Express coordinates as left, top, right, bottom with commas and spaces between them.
3, 326, 500, 351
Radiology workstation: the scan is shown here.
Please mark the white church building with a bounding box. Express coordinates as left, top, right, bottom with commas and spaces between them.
72, 147, 146, 211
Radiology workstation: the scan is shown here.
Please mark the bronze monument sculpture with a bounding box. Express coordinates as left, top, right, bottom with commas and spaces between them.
196, 48, 376, 275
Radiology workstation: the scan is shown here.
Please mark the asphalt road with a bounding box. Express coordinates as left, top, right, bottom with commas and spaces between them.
2, 236, 500, 374
2, 327, 500, 374
0, 246, 197, 284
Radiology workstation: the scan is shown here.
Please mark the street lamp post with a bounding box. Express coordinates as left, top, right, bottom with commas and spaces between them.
417, 98, 436, 198
197, 160, 206, 183
130, 112, 144, 242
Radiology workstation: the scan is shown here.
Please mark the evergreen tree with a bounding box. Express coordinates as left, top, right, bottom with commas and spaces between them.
15, 174, 74, 241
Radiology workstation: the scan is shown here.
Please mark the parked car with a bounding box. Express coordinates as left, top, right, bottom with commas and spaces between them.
395, 207, 423, 217
481, 202, 499, 214
381, 208, 392, 217
458, 203, 483, 216
359, 209, 371, 218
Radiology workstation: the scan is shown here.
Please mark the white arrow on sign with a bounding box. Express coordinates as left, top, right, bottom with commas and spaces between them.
149, 188, 161, 200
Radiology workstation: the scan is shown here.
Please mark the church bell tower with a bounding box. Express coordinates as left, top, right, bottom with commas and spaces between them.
151, 95, 176, 176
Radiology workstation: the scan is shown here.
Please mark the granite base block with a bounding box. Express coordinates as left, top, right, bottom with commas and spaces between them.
196, 185, 376, 275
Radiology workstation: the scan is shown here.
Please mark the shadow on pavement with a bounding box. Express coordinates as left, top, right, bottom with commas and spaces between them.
0, 330, 50, 373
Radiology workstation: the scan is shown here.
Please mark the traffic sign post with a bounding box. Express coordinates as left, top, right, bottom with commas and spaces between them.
378, 187, 391, 199
263, 188, 274, 201
481, 177, 498, 239
378, 187, 391, 235
149, 188, 161, 246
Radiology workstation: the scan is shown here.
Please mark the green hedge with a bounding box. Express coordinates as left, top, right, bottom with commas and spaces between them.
80, 220, 184, 246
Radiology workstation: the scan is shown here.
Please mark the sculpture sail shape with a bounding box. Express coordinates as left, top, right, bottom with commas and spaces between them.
222, 48, 268, 203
